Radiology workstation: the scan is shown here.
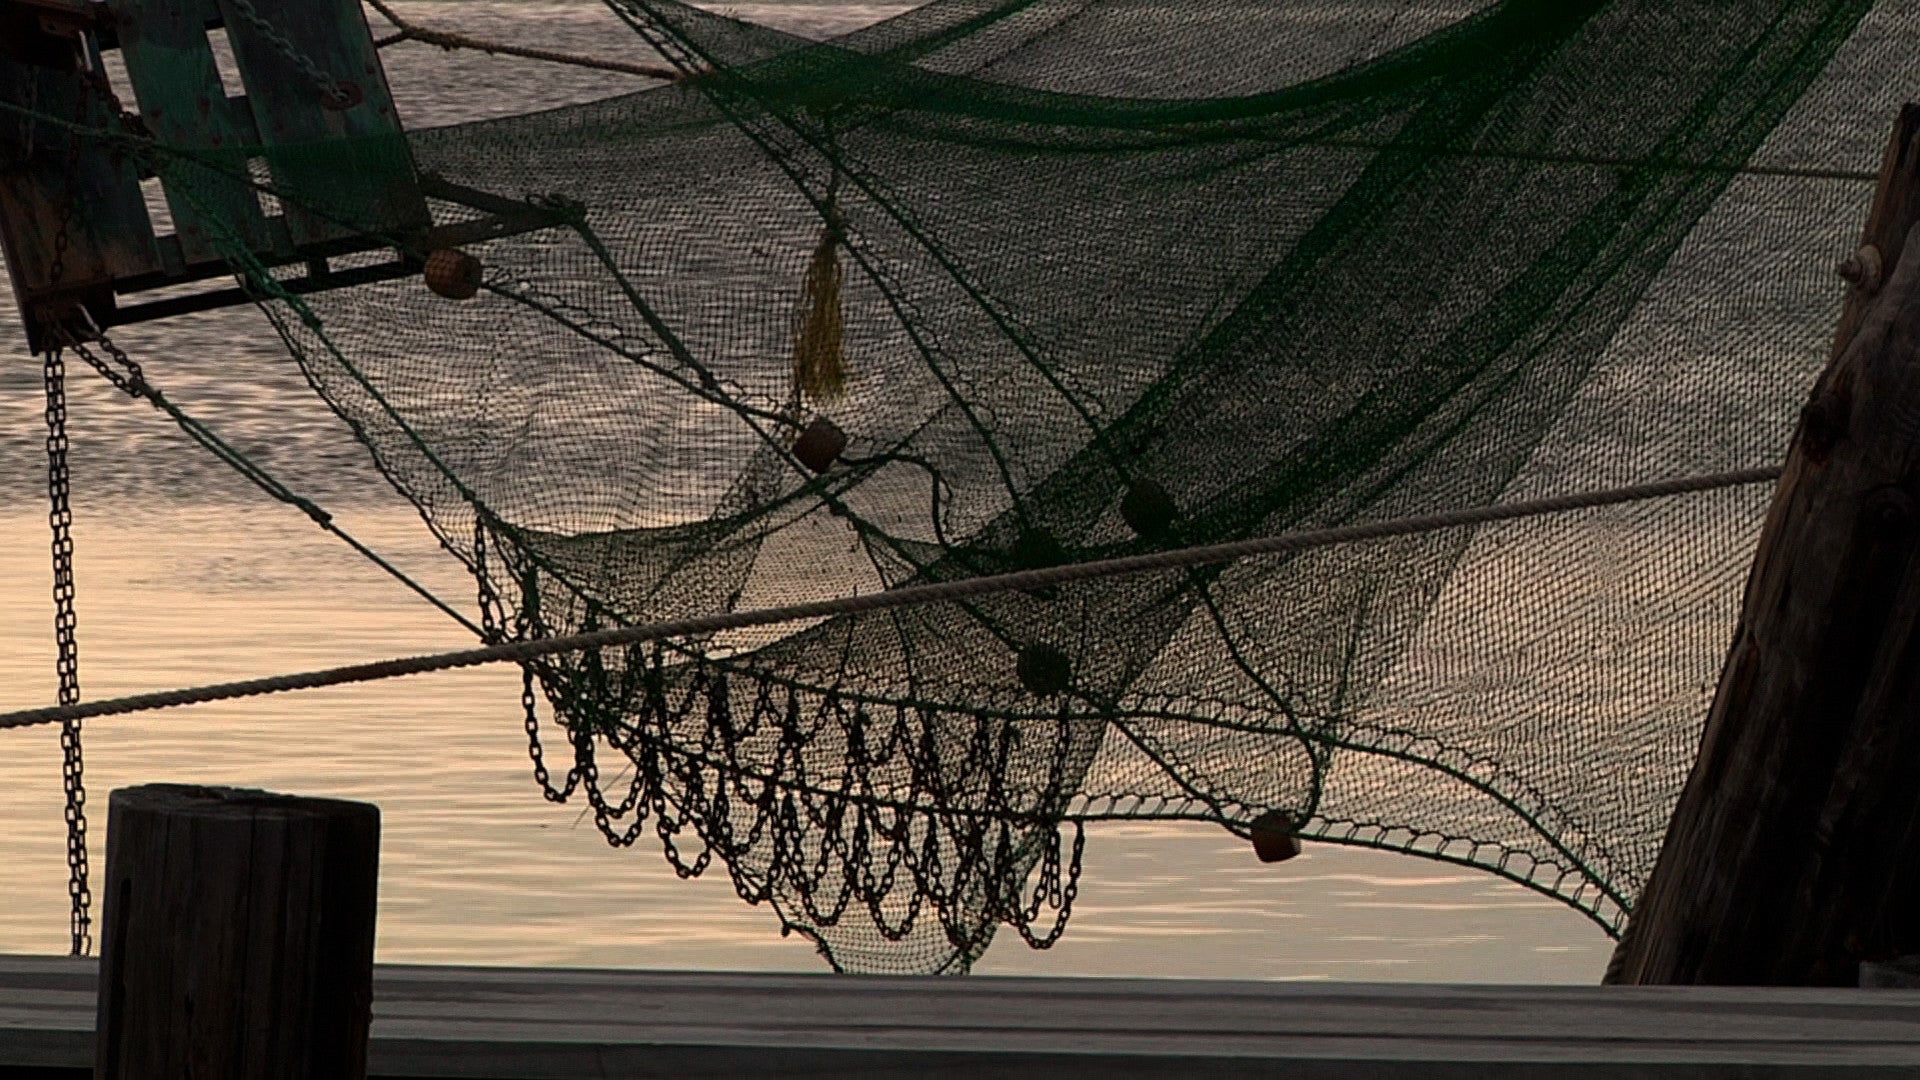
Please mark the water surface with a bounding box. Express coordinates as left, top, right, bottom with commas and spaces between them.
7, 0, 1842, 981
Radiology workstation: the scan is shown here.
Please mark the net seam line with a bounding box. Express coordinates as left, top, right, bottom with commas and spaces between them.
0, 464, 1780, 731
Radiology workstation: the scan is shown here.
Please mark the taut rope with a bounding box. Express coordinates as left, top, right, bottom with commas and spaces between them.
0, 465, 1780, 732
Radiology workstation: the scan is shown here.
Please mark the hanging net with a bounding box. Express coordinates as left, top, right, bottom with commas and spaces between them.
8, 0, 1910, 972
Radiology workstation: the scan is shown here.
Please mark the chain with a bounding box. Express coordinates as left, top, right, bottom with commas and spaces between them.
499, 554, 581, 803
46, 205, 74, 294
66, 326, 145, 396
25, 76, 38, 158
38, 68, 93, 958
43, 348, 90, 957
473, 523, 578, 801
225, 0, 355, 108
521, 664, 579, 802
44, 93, 83, 292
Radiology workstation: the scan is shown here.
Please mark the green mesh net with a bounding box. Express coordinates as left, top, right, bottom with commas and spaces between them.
11, 0, 1906, 973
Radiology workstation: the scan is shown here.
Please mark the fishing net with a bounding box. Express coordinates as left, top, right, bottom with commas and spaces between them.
8, 0, 1911, 972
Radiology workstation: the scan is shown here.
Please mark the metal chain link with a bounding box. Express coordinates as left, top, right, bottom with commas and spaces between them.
43, 349, 90, 958
521, 663, 579, 802
39, 71, 93, 957
472, 524, 568, 800
515, 578, 581, 804
225, 0, 354, 107
45, 89, 84, 291
66, 326, 146, 396
46, 202, 73, 288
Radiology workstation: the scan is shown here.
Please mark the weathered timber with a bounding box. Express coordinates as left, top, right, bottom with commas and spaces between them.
7, 955, 1920, 1077
1607, 103, 1920, 985
92, 785, 380, 1079
0, 0, 442, 345
0, 31, 157, 350
104, 0, 427, 254
1862, 957, 1920, 988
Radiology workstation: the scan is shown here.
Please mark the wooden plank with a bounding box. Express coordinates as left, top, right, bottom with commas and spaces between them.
108, 252, 419, 325
7, 956, 1920, 1077
214, 0, 427, 247
1, 10, 552, 335
1606, 105, 1920, 986
108, 0, 274, 264
0, 37, 159, 348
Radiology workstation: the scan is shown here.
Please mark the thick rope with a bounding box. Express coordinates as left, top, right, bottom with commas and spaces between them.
363, 0, 681, 80
0, 465, 1779, 732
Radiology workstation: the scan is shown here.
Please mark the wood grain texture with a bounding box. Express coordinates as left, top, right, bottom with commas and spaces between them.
90, 785, 380, 1080
0, 0, 431, 341
1607, 104, 1920, 986
211, 0, 428, 246
7, 956, 1920, 1077
110, 0, 277, 263
0, 36, 159, 349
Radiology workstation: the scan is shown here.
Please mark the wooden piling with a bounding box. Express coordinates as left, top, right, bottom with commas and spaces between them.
92, 784, 380, 1079
1606, 104, 1920, 985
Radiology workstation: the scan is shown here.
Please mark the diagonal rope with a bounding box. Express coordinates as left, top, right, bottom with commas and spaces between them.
363, 0, 681, 80
0, 465, 1780, 732
58, 327, 486, 639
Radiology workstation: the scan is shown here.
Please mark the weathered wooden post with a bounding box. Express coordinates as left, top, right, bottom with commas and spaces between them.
93, 784, 381, 1079
1607, 104, 1920, 985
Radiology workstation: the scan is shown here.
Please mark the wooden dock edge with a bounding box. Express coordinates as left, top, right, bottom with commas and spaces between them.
6, 954, 1920, 1078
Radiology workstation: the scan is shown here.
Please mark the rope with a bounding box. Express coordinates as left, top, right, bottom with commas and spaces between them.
363, 0, 681, 81
0, 465, 1779, 732
57, 325, 486, 638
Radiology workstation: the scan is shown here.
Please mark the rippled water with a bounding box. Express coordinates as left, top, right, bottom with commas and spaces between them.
0, 0, 1678, 981
0, 504, 1606, 978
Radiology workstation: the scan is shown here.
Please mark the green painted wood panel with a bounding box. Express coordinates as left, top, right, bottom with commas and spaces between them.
215, 0, 428, 247
108, 0, 273, 263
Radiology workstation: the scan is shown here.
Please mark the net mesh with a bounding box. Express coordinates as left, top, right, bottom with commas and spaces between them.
16, 0, 1916, 972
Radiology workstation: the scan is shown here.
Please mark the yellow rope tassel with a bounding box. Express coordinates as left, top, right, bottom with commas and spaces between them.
793, 224, 847, 404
